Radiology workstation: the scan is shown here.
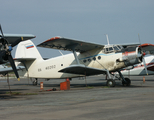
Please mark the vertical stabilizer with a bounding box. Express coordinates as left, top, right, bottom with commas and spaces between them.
15, 40, 42, 60
15, 40, 43, 78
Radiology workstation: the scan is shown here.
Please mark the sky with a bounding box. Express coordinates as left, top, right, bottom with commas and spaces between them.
0, 0, 154, 58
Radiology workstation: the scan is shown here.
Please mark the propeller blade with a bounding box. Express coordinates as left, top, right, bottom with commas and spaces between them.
142, 57, 148, 75
138, 34, 148, 75
7, 55, 20, 81
11, 37, 23, 47
0, 24, 4, 37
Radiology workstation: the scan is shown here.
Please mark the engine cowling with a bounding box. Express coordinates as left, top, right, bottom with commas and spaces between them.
119, 46, 143, 67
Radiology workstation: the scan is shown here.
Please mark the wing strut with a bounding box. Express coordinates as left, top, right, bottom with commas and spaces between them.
72, 48, 80, 65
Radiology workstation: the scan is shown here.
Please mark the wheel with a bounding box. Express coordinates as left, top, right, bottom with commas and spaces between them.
122, 78, 131, 86
106, 79, 115, 87
33, 80, 38, 86
52, 88, 56, 91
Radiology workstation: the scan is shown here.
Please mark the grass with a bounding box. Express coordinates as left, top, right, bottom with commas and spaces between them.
86, 86, 94, 89
6, 92, 21, 95
5, 92, 38, 95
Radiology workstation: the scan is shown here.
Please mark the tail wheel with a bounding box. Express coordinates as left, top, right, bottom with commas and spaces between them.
33, 79, 38, 86
106, 79, 115, 87
122, 78, 131, 86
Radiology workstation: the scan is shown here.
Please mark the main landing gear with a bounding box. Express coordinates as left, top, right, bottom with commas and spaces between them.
105, 70, 116, 87
106, 70, 131, 87
118, 71, 131, 86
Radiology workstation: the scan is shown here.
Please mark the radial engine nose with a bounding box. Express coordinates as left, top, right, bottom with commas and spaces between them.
121, 46, 143, 67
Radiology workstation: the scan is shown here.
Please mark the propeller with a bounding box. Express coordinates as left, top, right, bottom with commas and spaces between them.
138, 34, 148, 75
0, 24, 4, 37
0, 24, 23, 81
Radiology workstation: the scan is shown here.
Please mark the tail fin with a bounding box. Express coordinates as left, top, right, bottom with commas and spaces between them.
15, 40, 43, 78
15, 40, 42, 60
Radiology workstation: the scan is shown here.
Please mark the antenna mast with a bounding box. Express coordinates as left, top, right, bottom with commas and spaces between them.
105, 34, 110, 45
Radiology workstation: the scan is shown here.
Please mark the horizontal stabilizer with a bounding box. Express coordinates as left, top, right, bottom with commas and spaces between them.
14, 58, 36, 62
0, 34, 35, 44
58, 64, 107, 76
0, 66, 25, 74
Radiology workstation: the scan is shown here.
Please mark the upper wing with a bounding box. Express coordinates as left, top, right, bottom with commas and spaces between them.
121, 43, 140, 48
1, 34, 35, 44
139, 43, 154, 52
58, 64, 107, 76
37, 37, 104, 53
37, 36, 140, 53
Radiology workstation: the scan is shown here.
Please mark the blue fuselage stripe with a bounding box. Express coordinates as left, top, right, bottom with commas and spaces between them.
79, 53, 122, 60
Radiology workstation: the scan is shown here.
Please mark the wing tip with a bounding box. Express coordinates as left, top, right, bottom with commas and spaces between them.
45, 36, 61, 43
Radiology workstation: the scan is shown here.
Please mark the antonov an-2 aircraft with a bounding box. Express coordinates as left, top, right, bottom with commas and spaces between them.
15, 36, 147, 87
0, 25, 35, 80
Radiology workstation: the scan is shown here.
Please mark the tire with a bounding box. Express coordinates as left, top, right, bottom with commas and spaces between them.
106, 79, 116, 87
122, 78, 131, 86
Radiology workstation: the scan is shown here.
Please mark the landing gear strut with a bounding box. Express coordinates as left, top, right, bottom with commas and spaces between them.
105, 70, 116, 87
118, 71, 131, 86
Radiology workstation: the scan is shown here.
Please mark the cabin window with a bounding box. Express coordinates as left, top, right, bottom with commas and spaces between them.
93, 57, 96, 61
88, 59, 91, 62
98, 56, 101, 60
83, 60, 87, 63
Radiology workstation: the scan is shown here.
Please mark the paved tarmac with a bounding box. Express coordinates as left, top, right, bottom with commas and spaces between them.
0, 75, 154, 120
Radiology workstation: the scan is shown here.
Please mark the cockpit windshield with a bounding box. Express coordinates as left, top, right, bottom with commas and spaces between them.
113, 46, 119, 51
104, 45, 123, 53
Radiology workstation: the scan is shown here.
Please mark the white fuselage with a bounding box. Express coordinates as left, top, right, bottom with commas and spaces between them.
17, 49, 125, 79
15, 40, 141, 79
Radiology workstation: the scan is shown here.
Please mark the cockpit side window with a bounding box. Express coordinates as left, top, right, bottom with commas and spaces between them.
109, 47, 113, 51
104, 45, 123, 53
105, 48, 109, 52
